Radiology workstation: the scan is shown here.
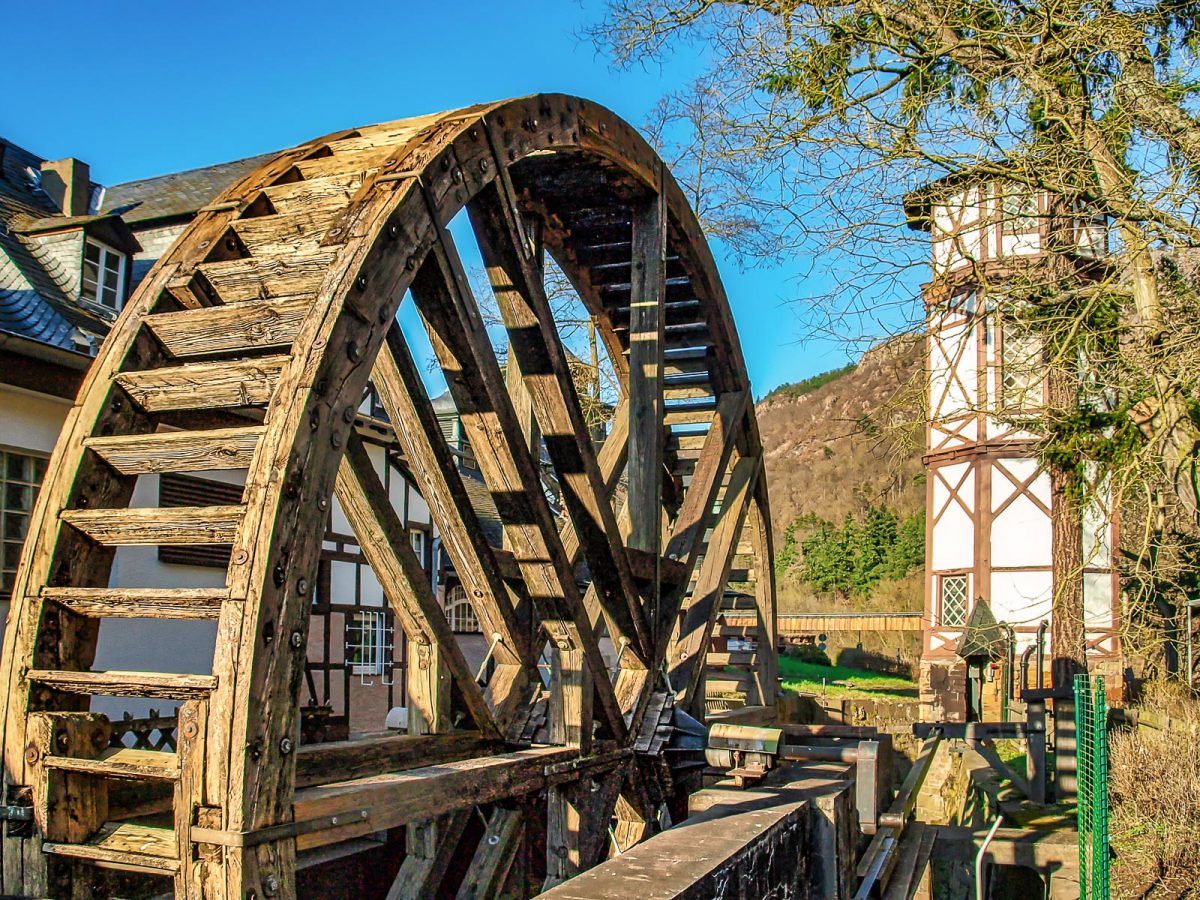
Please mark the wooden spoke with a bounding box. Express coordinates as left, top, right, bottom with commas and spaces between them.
469, 180, 653, 664
372, 325, 537, 727
409, 226, 626, 743
335, 434, 498, 737
668, 455, 761, 709
653, 390, 749, 662
626, 188, 667, 568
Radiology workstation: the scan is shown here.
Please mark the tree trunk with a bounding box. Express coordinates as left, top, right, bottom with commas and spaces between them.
1048, 366, 1087, 687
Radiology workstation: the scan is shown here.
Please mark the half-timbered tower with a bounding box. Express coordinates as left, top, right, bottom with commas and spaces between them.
905, 175, 1121, 720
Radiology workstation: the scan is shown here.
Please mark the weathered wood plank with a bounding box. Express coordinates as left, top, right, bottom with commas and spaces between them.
197, 251, 337, 302
42, 586, 230, 619
60, 505, 243, 545
27, 670, 216, 700
85, 426, 265, 475
44, 822, 179, 873
145, 297, 310, 358
291, 747, 577, 851
115, 356, 288, 412
46, 747, 180, 781
627, 188, 666, 565
455, 808, 523, 900
295, 731, 497, 789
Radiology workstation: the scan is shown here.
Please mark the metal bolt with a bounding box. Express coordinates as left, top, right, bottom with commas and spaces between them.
330, 815, 339, 825
557, 640, 571, 650
297, 578, 309, 596
331, 432, 343, 449
290, 631, 303, 649
263, 875, 279, 897
279, 737, 293, 756
348, 342, 363, 362
356, 274, 368, 291
318, 497, 329, 511
343, 405, 357, 424
388, 221, 401, 239
233, 549, 249, 565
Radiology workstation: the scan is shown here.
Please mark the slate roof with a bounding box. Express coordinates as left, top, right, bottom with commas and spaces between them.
102, 153, 274, 224
0, 138, 111, 352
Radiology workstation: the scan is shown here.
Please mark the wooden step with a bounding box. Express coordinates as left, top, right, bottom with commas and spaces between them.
27, 669, 216, 700
261, 174, 361, 216
61, 506, 243, 546
712, 624, 760, 638
705, 652, 757, 667
146, 298, 309, 357
229, 214, 330, 256
85, 426, 265, 475
706, 673, 754, 693
46, 747, 180, 781
197, 251, 336, 302
42, 586, 230, 619
664, 384, 714, 402
665, 407, 716, 427
44, 822, 179, 874
116, 356, 288, 412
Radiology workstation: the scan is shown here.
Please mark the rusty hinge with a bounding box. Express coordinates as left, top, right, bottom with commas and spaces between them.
190, 809, 370, 849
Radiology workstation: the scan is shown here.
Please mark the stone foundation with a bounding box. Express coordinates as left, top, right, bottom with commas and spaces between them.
919, 656, 968, 723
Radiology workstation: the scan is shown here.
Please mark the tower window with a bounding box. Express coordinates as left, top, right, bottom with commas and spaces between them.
81, 239, 127, 310
939, 574, 969, 627
1001, 188, 1038, 234
1000, 322, 1044, 410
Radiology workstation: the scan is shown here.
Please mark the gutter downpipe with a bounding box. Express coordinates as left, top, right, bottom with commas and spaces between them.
975, 813, 1004, 900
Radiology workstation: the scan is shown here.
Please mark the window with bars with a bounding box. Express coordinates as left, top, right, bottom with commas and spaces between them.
2, 451, 47, 603
81, 239, 127, 310
445, 584, 481, 634
345, 609, 392, 676
940, 574, 969, 627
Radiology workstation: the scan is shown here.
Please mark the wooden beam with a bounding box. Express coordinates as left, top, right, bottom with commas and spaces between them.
626, 188, 667, 573
291, 747, 581, 850
295, 731, 497, 788
334, 434, 497, 738
409, 228, 626, 744
669, 456, 761, 708
386, 810, 472, 900
469, 181, 652, 665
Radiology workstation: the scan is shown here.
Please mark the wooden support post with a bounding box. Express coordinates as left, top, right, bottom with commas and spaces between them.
545, 767, 625, 891
456, 807, 523, 899
174, 700, 207, 900
386, 810, 471, 900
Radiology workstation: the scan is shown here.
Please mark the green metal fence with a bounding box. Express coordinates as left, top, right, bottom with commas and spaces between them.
1075, 674, 1110, 899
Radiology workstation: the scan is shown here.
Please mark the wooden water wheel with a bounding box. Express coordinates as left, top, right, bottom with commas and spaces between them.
0, 95, 776, 899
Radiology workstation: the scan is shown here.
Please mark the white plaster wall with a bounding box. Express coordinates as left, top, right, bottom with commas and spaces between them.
990, 464, 1052, 569
0, 385, 70, 455
931, 462, 974, 571
932, 187, 983, 274
990, 570, 1053, 641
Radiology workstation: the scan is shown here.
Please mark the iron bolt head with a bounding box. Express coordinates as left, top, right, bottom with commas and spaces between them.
279, 737, 293, 756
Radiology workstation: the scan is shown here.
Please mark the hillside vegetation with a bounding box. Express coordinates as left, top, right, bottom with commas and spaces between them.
755, 336, 926, 620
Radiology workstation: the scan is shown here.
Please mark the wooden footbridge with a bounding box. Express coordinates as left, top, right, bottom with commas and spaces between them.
0, 95, 782, 898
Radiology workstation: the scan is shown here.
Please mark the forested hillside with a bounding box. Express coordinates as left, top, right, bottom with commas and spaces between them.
755, 336, 926, 617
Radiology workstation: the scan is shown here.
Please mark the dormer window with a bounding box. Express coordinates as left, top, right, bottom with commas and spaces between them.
81, 238, 126, 310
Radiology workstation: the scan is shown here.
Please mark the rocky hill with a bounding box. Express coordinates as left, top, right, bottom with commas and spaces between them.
755, 335, 926, 615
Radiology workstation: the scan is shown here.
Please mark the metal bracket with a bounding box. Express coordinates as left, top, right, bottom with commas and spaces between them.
0, 805, 32, 822
190, 809, 370, 849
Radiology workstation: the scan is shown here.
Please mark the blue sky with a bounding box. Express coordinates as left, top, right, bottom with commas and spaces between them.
7, 0, 891, 395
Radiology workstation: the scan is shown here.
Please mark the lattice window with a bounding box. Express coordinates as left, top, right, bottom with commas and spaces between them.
1, 451, 47, 603
445, 584, 481, 634
1001, 188, 1038, 234
940, 574, 969, 627
1000, 321, 1044, 410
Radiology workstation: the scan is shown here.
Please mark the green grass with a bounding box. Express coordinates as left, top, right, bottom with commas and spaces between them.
778, 657, 918, 700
